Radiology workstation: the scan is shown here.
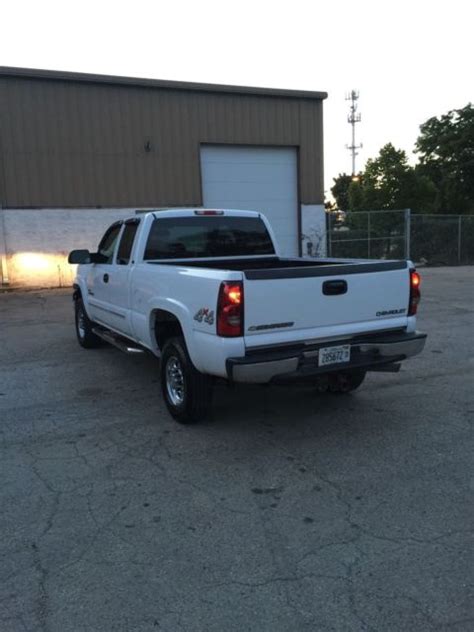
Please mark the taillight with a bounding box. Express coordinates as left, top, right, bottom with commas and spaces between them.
217, 281, 244, 337
409, 269, 421, 316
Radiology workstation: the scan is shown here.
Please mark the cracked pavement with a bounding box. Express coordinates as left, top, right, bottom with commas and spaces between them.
0, 266, 473, 631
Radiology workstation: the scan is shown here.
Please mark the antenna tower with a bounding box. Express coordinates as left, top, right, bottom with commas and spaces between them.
346, 90, 362, 176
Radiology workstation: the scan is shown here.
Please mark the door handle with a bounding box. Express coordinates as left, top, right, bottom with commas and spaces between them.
322, 279, 347, 295
103, 273, 109, 283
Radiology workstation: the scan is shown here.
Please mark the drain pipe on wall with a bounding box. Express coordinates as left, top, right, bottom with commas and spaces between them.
0, 207, 10, 286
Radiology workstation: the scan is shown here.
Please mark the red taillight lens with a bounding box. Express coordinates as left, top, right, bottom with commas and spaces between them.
217, 281, 243, 337
409, 269, 421, 316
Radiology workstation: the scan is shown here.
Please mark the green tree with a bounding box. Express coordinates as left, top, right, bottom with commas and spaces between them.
330, 173, 354, 211
415, 103, 474, 214
349, 143, 436, 213
342, 144, 436, 258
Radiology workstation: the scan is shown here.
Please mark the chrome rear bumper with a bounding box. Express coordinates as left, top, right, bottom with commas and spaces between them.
227, 331, 427, 383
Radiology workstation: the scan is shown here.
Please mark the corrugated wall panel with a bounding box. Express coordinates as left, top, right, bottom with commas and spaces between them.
0, 76, 324, 208
298, 99, 324, 203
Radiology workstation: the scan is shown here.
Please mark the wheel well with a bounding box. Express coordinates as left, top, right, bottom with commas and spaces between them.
73, 284, 82, 302
153, 310, 184, 351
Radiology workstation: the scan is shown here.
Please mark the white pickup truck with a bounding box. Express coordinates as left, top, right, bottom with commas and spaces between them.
69, 209, 426, 423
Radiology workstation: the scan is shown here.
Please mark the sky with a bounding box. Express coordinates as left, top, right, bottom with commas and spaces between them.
1, 0, 472, 199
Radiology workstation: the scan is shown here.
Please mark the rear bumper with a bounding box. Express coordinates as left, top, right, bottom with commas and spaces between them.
226, 331, 427, 383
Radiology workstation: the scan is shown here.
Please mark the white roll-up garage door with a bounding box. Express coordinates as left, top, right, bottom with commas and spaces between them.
200, 145, 299, 257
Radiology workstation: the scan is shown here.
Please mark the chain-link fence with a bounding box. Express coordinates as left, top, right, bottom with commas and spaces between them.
410, 214, 474, 265
328, 210, 474, 265
328, 210, 409, 260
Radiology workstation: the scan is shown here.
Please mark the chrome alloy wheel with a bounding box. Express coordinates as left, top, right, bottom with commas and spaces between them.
165, 355, 185, 406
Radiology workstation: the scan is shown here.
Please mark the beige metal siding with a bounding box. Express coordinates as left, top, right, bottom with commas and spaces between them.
0, 75, 324, 208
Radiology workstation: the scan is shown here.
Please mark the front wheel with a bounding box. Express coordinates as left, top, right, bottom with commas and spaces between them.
160, 337, 213, 424
75, 297, 101, 349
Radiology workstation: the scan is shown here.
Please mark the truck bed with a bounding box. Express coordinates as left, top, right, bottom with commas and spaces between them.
149, 256, 407, 279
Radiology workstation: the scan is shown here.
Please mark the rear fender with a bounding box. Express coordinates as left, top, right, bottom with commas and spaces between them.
148, 299, 203, 371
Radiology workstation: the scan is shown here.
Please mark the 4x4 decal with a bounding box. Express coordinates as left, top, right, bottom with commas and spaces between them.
194, 308, 215, 325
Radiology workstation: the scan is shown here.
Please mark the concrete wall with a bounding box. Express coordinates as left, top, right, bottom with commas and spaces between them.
301, 204, 327, 257
0, 208, 147, 288
0, 206, 327, 288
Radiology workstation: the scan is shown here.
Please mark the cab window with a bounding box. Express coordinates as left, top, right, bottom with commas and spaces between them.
116, 221, 139, 265
98, 223, 122, 264
144, 216, 275, 259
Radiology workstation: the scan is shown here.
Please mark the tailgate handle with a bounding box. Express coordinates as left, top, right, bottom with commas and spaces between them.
323, 279, 347, 295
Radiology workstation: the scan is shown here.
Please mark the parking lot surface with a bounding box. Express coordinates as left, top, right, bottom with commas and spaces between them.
0, 267, 473, 631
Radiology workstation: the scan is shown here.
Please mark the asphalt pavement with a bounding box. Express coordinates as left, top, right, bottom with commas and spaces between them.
0, 267, 473, 631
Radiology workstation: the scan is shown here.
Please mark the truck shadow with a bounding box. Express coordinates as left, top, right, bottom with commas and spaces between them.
93, 347, 397, 444
207, 380, 381, 437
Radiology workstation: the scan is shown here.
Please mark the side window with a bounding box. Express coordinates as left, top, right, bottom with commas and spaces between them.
98, 223, 122, 264
116, 221, 139, 265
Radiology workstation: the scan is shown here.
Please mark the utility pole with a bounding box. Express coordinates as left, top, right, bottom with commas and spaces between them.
346, 90, 362, 176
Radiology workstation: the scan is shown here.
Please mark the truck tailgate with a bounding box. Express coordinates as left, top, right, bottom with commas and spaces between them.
243, 261, 411, 348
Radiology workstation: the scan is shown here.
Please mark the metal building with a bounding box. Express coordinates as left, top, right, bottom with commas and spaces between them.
0, 67, 327, 287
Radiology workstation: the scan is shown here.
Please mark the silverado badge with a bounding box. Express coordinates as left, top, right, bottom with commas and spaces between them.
376, 308, 406, 317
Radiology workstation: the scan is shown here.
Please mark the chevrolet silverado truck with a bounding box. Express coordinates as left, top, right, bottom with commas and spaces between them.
68, 209, 427, 423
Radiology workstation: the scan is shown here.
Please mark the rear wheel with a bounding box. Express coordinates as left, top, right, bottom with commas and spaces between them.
160, 337, 213, 424
75, 297, 101, 349
328, 369, 367, 393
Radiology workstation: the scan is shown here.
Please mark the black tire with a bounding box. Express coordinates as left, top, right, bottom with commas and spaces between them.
160, 336, 213, 424
328, 369, 367, 393
75, 297, 102, 349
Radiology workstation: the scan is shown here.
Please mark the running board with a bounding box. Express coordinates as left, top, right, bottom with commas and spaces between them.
92, 327, 145, 354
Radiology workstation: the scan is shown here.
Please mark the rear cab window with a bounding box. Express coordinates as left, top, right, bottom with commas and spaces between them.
144, 216, 275, 260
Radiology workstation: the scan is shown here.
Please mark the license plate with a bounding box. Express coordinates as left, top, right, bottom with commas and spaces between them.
318, 344, 351, 367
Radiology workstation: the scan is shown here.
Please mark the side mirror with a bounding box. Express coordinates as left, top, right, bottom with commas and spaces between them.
68, 250, 108, 264
68, 249, 91, 264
